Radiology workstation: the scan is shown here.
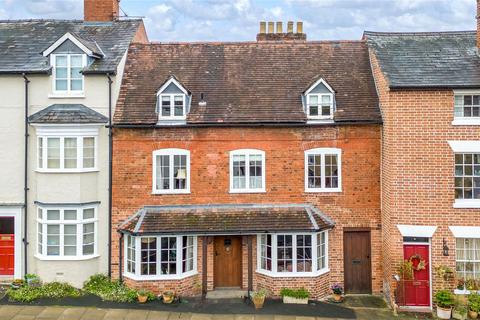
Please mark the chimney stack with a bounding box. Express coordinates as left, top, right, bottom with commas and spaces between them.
256, 21, 307, 42
84, 0, 119, 22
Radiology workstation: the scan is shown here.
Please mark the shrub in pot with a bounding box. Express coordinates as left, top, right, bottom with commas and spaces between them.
280, 288, 310, 304
453, 298, 468, 320
468, 293, 480, 319
251, 289, 267, 309
137, 289, 150, 303
331, 284, 343, 302
434, 290, 454, 319
162, 291, 175, 304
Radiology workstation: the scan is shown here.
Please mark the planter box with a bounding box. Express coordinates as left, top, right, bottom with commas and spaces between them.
282, 296, 308, 304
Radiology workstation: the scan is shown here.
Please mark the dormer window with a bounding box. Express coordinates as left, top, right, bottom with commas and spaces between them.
156, 77, 190, 121
304, 78, 335, 121
52, 54, 86, 93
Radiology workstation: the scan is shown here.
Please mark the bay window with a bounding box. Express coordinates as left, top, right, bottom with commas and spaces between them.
36, 205, 97, 259
305, 148, 342, 192
152, 148, 190, 194
37, 136, 96, 172
257, 231, 328, 276
229, 149, 266, 193
124, 235, 197, 279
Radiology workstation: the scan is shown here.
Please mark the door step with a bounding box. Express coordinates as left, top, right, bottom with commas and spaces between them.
206, 289, 248, 299
398, 306, 432, 313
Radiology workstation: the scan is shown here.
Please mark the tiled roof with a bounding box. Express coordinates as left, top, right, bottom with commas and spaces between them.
0, 19, 142, 74
365, 31, 480, 89
114, 41, 380, 125
118, 204, 335, 235
29, 104, 108, 124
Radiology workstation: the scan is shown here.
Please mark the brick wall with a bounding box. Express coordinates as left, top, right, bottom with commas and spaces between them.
84, 0, 119, 22
111, 125, 382, 298
370, 49, 480, 305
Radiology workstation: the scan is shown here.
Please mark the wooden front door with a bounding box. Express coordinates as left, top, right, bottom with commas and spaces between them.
344, 231, 372, 293
0, 217, 15, 275
403, 244, 430, 307
214, 236, 242, 288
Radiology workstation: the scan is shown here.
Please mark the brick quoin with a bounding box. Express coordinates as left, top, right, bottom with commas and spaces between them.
111, 125, 381, 299
370, 50, 480, 306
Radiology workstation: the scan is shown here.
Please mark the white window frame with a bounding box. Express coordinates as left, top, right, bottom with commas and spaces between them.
51, 53, 87, 96
449, 141, 480, 208
455, 237, 480, 281
152, 148, 191, 194
256, 231, 329, 278
229, 149, 266, 193
156, 77, 189, 121
304, 148, 342, 193
36, 204, 98, 261
452, 90, 480, 125
37, 135, 97, 173
306, 93, 334, 120
123, 235, 198, 280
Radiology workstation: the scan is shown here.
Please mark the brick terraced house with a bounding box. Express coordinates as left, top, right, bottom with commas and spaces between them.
111, 23, 382, 299
365, 2, 480, 311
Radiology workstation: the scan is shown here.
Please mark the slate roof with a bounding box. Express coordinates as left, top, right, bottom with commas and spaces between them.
0, 19, 142, 74
114, 41, 380, 125
29, 104, 108, 124
365, 31, 480, 89
118, 204, 335, 235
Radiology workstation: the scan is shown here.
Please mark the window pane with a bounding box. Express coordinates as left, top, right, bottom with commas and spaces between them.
64, 224, 77, 256
309, 95, 318, 105
174, 155, 187, 190
160, 237, 177, 275
249, 154, 263, 189
47, 210, 60, 220
47, 225, 60, 256
325, 154, 339, 188
174, 95, 184, 116
127, 235, 136, 273
277, 235, 293, 272
141, 237, 157, 275
83, 208, 94, 220
296, 235, 312, 272
232, 154, 246, 189
38, 223, 43, 254
321, 95, 331, 104
161, 96, 171, 116
308, 154, 321, 188
317, 232, 326, 270
70, 55, 83, 67
47, 138, 60, 169
64, 210, 77, 220
182, 236, 195, 273
55, 55, 67, 67
309, 106, 318, 116
83, 137, 95, 168
156, 155, 170, 190
64, 138, 77, 169
38, 138, 43, 168
82, 223, 95, 255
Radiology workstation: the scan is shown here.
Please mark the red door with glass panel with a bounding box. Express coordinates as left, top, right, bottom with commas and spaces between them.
403, 244, 430, 306
0, 217, 15, 275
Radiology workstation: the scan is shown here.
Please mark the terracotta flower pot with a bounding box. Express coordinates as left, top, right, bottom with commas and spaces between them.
333, 293, 342, 302
162, 291, 175, 304
252, 295, 265, 309
469, 310, 479, 319
137, 295, 148, 304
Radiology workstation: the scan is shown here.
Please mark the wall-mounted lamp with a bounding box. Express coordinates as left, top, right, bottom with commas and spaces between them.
443, 238, 449, 256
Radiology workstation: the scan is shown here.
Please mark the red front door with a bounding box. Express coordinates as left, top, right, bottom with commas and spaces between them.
0, 217, 15, 275
403, 244, 430, 307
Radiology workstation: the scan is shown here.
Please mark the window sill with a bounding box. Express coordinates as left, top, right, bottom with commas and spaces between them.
36, 169, 99, 174
306, 119, 335, 125
48, 93, 85, 99
452, 118, 480, 126
229, 189, 266, 194
255, 268, 329, 278
305, 188, 342, 193
152, 190, 191, 195
156, 119, 187, 126
34, 254, 99, 261
453, 199, 480, 209
454, 289, 478, 295
123, 271, 198, 281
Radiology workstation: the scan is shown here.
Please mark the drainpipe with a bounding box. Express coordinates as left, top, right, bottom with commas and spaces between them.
107, 74, 113, 278
22, 73, 30, 276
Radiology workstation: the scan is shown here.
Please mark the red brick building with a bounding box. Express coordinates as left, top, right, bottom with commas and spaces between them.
365, 3, 480, 311
111, 25, 382, 299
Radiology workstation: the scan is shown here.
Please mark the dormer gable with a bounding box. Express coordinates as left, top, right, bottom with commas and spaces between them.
42, 32, 104, 59
156, 76, 191, 122
303, 78, 335, 121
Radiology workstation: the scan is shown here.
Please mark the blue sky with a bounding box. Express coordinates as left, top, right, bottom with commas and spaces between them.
0, 0, 476, 41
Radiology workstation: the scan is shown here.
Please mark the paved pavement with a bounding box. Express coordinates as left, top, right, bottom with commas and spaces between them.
0, 305, 429, 320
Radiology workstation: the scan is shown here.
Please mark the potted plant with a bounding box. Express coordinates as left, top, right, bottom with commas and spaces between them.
137, 289, 149, 303
434, 289, 454, 319
330, 284, 343, 302
453, 297, 468, 320
10, 279, 24, 289
251, 288, 267, 309
457, 278, 465, 291
280, 288, 310, 304
468, 292, 480, 319
162, 291, 175, 304
398, 260, 413, 280
436, 265, 455, 282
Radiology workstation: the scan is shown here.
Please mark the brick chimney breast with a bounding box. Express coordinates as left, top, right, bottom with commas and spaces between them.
256, 21, 306, 42
84, 0, 119, 22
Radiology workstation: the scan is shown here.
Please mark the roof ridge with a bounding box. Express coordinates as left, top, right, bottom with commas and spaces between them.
0, 19, 141, 23
144, 40, 366, 46
365, 30, 476, 36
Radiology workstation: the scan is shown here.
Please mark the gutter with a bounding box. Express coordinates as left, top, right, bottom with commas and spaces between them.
107, 74, 113, 278
22, 73, 30, 276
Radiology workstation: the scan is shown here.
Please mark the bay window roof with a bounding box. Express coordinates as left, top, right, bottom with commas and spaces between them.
28, 104, 108, 124
118, 203, 335, 236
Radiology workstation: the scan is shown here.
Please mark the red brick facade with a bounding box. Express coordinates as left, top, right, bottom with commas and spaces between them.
370, 51, 480, 306
111, 125, 381, 299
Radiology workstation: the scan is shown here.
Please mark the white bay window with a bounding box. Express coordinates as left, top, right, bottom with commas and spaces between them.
257, 231, 328, 277
36, 205, 97, 260
124, 235, 197, 280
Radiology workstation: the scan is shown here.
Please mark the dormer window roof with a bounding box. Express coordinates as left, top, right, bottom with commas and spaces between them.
303, 78, 335, 121
156, 76, 191, 122
42, 32, 104, 59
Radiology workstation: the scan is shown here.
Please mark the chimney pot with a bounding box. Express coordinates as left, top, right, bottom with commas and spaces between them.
267, 22, 274, 34
297, 21, 303, 34
259, 21, 266, 34
287, 21, 294, 33
276, 22, 283, 34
